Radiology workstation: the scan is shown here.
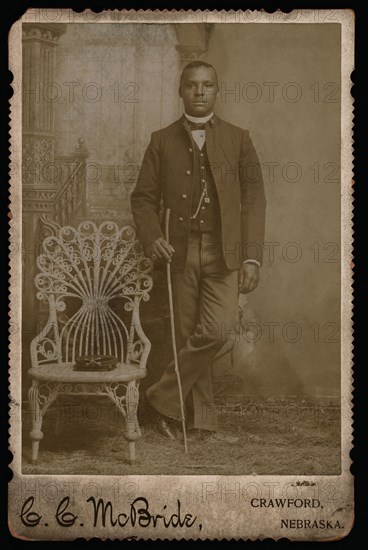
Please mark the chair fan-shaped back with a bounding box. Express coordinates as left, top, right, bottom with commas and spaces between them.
34, 221, 153, 364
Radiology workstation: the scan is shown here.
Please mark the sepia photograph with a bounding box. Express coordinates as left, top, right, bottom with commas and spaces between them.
9, 9, 354, 540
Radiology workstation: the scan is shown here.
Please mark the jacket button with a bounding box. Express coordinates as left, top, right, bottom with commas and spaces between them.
179, 216, 184, 222
200, 220, 204, 224
189, 148, 193, 153
186, 170, 191, 176
182, 193, 188, 199
201, 206, 205, 210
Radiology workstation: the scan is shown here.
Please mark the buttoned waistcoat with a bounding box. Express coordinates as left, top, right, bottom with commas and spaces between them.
131, 114, 267, 272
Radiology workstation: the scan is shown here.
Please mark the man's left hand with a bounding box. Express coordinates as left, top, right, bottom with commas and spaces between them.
238, 263, 260, 294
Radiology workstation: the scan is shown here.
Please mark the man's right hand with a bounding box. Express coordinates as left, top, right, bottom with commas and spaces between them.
146, 237, 175, 263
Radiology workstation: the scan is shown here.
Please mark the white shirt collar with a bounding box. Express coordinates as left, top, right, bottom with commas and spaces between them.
184, 112, 214, 124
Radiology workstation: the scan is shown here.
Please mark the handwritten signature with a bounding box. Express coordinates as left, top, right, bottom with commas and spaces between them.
20, 496, 202, 531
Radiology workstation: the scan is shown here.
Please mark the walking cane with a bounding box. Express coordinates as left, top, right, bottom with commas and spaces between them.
165, 208, 188, 453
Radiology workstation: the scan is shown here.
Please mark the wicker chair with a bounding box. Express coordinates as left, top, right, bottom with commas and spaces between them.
28, 221, 153, 464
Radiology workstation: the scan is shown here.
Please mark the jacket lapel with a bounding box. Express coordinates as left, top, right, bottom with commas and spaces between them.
180, 115, 195, 143
205, 115, 223, 193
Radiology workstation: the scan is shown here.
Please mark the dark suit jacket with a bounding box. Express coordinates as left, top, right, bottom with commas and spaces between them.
131, 114, 266, 272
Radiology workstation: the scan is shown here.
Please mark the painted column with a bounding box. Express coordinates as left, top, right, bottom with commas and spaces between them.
22, 23, 66, 383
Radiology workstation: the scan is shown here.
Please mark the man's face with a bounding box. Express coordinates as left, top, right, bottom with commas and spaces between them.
179, 66, 218, 117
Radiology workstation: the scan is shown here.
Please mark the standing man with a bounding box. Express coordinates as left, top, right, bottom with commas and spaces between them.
131, 61, 266, 440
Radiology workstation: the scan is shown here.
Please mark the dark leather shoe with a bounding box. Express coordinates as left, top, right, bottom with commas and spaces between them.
154, 416, 179, 441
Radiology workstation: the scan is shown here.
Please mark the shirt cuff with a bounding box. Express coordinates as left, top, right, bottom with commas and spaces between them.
243, 259, 261, 268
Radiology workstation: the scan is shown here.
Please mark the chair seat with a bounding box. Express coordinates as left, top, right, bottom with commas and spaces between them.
28, 362, 146, 383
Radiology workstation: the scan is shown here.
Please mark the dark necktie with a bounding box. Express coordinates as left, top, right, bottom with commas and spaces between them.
190, 122, 206, 130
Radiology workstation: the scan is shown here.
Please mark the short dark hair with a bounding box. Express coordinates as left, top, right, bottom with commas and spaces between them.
179, 61, 219, 88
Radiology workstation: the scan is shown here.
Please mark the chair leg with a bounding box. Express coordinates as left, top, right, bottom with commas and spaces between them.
28, 380, 59, 462
28, 380, 43, 463
125, 381, 141, 465
128, 441, 136, 465
106, 381, 141, 464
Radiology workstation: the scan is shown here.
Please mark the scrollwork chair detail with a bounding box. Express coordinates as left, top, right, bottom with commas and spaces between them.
28, 221, 153, 464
